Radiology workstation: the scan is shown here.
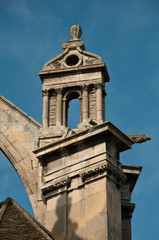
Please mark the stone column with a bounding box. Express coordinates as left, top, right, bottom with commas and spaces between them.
42, 89, 49, 128
56, 88, 63, 126
63, 99, 67, 127
79, 96, 82, 123
95, 83, 103, 123
82, 85, 89, 122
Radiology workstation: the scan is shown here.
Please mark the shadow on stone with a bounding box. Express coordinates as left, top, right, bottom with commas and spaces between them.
52, 194, 83, 240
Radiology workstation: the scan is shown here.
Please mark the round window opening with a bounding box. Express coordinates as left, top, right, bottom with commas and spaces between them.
66, 55, 79, 66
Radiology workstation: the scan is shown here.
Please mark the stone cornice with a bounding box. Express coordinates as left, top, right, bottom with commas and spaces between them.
122, 164, 142, 193
39, 63, 110, 83
42, 162, 126, 199
34, 121, 133, 159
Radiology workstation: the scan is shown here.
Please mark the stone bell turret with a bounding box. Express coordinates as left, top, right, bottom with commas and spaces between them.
38, 25, 109, 146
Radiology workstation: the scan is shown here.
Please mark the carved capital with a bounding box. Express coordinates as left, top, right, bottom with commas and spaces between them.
81, 84, 89, 91
94, 82, 104, 90
55, 88, 63, 94
42, 89, 49, 97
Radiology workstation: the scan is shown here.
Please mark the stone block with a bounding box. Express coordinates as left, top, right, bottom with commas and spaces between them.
0, 122, 7, 133
7, 145, 22, 162
12, 141, 29, 159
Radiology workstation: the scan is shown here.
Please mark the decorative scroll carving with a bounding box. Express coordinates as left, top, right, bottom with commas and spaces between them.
85, 56, 102, 65
127, 134, 151, 144
51, 60, 61, 69
42, 177, 71, 197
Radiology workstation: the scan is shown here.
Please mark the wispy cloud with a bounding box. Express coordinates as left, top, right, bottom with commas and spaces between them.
4, 0, 34, 21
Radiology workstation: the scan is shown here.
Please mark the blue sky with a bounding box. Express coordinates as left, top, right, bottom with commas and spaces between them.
0, 0, 159, 239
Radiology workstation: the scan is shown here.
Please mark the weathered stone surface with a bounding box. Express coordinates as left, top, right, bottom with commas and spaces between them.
0, 94, 40, 216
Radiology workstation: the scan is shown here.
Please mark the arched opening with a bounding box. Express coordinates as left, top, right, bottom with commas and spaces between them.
68, 98, 80, 129
65, 91, 80, 129
0, 150, 34, 216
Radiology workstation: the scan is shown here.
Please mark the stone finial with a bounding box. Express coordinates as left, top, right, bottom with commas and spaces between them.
70, 25, 82, 39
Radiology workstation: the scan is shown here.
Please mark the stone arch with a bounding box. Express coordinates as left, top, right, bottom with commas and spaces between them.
63, 90, 82, 127
0, 95, 41, 217
0, 127, 38, 215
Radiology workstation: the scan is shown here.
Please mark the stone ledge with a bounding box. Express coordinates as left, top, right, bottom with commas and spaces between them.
34, 121, 133, 159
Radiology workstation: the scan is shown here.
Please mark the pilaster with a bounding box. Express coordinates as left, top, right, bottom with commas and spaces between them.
42, 89, 49, 129
95, 83, 104, 124
82, 85, 89, 122
56, 88, 63, 126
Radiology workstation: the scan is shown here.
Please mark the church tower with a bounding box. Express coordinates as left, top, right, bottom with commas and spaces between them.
33, 25, 149, 240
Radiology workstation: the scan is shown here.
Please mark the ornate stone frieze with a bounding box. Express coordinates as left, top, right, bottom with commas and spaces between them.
42, 177, 71, 198
80, 165, 106, 182
80, 163, 126, 186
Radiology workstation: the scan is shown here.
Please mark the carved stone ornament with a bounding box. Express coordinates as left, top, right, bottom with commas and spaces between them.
94, 82, 104, 89
42, 177, 71, 197
52, 60, 61, 68
80, 163, 126, 187
128, 134, 151, 144
55, 88, 63, 94
81, 84, 89, 91
42, 26, 104, 70
85, 56, 102, 65
80, 165, 106, 182
70, 25, 82, 39
42, 89, 49, 96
